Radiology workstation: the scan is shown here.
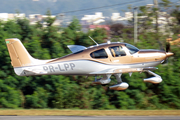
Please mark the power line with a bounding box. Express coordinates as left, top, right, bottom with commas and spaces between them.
62, 4, 124, 18
56, 0, 144, 14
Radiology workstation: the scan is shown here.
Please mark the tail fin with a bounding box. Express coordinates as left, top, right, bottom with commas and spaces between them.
5, 38, 34, 67
5, 38, 50, 68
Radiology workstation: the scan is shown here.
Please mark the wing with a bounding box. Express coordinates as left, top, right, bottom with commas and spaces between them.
90, 67, 157, 74
23, 68, 47, 74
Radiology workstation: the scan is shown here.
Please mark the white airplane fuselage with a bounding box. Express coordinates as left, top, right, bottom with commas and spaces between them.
5, 38, 173, 90
14, 59, 162, 76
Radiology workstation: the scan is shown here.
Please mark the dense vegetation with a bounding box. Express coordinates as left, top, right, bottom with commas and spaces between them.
0, 1, 180, 109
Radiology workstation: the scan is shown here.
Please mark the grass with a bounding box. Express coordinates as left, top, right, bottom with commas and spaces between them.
0, 109, 180, 116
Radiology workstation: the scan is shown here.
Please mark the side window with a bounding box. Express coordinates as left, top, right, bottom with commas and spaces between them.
90, 49, 108, 59
109, 46, 126, 57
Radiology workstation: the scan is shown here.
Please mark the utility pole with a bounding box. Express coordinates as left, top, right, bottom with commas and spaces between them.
134, 7, 138, 43
154, 0, 158, 33
154, 0, 163, 50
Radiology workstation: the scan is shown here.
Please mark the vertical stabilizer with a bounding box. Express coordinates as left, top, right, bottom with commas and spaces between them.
5, 38, 33, 67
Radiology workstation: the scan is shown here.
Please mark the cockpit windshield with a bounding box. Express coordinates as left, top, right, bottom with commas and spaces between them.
125, 43, 139, 54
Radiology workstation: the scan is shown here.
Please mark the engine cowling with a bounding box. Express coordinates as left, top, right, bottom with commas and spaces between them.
109, 82, 129, 90
144, 76, 162, 84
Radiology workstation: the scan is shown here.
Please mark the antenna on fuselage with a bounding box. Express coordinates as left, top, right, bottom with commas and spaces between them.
89, 36, 99, 46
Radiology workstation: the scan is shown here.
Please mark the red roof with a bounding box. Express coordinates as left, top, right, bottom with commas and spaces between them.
89, 25, 110, 31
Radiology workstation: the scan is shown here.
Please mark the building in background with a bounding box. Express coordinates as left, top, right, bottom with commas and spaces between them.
0, 13, 25, 21
81, 12, 105, 25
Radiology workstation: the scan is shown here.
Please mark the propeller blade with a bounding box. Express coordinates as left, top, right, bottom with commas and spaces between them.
166, 42, 170, 52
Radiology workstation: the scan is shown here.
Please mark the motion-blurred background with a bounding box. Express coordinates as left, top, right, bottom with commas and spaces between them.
0, 0, 179, 109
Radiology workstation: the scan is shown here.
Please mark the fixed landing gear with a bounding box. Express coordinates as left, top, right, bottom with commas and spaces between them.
93, 70, 162, 90
93, 73, 129, 90
143, 70, 162, 84
109, 73, 129, 90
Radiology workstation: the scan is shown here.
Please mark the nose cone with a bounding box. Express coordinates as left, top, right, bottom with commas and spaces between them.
166, 52, 174, 57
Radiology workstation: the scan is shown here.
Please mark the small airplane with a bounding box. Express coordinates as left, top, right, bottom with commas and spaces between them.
5, 37, 173, 90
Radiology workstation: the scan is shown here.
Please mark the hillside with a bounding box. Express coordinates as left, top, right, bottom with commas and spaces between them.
0, 0, 149, 16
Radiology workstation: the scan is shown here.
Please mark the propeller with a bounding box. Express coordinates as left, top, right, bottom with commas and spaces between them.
165, 37, 174, 57
162, 37, 173, 64
166, 38, 171, 52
